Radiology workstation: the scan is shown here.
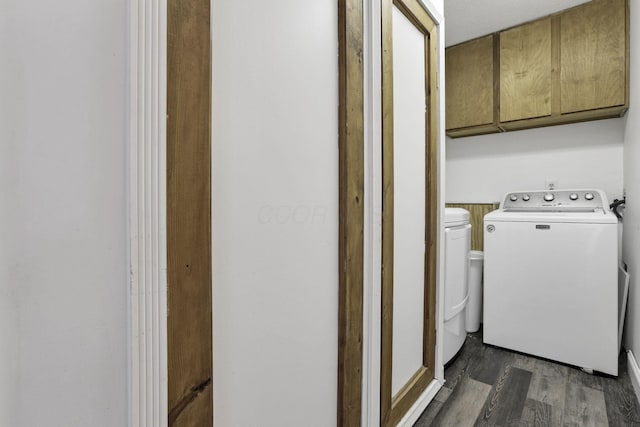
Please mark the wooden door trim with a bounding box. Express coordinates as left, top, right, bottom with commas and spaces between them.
380, 0, 439, 425
380, 0, 394, 422
167, 0, 212, 425
337, 0, 365, 425
129, 0, 170, 426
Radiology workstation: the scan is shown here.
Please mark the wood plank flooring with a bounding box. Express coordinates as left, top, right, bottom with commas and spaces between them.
415, 331, 640, 426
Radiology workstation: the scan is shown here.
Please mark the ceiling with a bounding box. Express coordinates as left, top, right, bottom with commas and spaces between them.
445, 0, 591, 47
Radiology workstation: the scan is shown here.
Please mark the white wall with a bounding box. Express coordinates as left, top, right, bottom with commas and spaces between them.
211, 2, 338, 426
446, 119, 625, 204
0, 1, 129, 426
623, 0, 640, 357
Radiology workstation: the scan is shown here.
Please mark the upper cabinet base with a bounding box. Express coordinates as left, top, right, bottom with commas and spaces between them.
500, 105, 628, 132
446, 124, 500, 139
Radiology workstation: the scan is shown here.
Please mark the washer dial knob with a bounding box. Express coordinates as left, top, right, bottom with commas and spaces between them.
569, 193, 579, 200
585, 192, 595, 200
544, 193, 554, 202
509, 194, 518, 202
522, 195, 530, 201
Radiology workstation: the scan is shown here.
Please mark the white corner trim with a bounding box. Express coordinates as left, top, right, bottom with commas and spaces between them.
129, 0, 168, 426
419, 0, 447, 384
362, 0, 383, 425
417, 0, 443, 25
628, 350, 640, 406
396, 379, 444, 426
433, 1, 446, 384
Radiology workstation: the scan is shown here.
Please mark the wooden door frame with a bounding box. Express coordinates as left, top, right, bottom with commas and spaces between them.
129, 0, 169, 426
129, 1, 213, 426
380, 0, 439, 426
338, 0, 365, 426
166, 0, 212, 424
338, 0, 445, 426
338, 0, 442, 425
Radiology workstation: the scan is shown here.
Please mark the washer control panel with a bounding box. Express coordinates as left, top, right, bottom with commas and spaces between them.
501, 190, 606, 211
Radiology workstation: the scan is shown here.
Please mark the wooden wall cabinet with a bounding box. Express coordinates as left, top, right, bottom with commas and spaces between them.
445, 35, 499, 137
560, 0, 627, 114
499, 18, 553, 123
446, 0, 628, 138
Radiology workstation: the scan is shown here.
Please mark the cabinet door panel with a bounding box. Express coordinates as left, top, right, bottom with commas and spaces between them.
560, 0, 626, 114
445, 35, 494, 130
500, 18, 552, 122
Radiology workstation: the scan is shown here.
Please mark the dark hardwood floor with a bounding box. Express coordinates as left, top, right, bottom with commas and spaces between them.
415, 330, 640, 426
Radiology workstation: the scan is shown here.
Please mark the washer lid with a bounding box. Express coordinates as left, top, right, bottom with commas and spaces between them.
484, 209, 617, 224
445, 208, 469, 227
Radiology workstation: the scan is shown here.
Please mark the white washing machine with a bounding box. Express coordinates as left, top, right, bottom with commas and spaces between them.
484, 189, 618, 375
443, 208, 470, 364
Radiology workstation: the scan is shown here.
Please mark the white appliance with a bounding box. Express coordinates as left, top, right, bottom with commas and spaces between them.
466, 250, 484, 333
484, 189, 618, 375
443, 208, 471, 364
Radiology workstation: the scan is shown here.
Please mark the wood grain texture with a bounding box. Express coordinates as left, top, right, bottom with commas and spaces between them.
414, 399, 443, 426
475, 366, 533, 426
446, 203, 498, 251
567, 364, 604, 392
337, 0, 364, 425
381, 1, 438, 425
500, 18, 552, 122
493, 33, 501, 133
447, 0, 629, 138
441, 333, 484, 391
526, 358, 568, 426
446, 124, 500, 139
550, 16, 561, 116
560, 0, 627, 114
380, 0, 395, 422
499, 104, 628, 132
418, 330, 640, 426
469, 344, 514, 386
423, 0, 439, 397
520, 398, 553, 427
434, 385, 453, 403
564, 382, 609, 427
167, 0, 212, 425
601, 355, 640, 425
445, 35, 495, 130
431, 377, 492, 427
412, 385, 452, 426
390, 366, 432, 425
171, 385, 213, 427
508, 349, 538, 372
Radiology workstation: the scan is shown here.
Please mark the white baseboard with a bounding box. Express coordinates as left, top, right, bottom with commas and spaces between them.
628, 350, 640, 406
396, 379, 444, 427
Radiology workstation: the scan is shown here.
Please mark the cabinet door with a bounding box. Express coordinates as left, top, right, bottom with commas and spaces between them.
445, 35, 494, 130
500, 18, 552, 122
560, 0, 626, 114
